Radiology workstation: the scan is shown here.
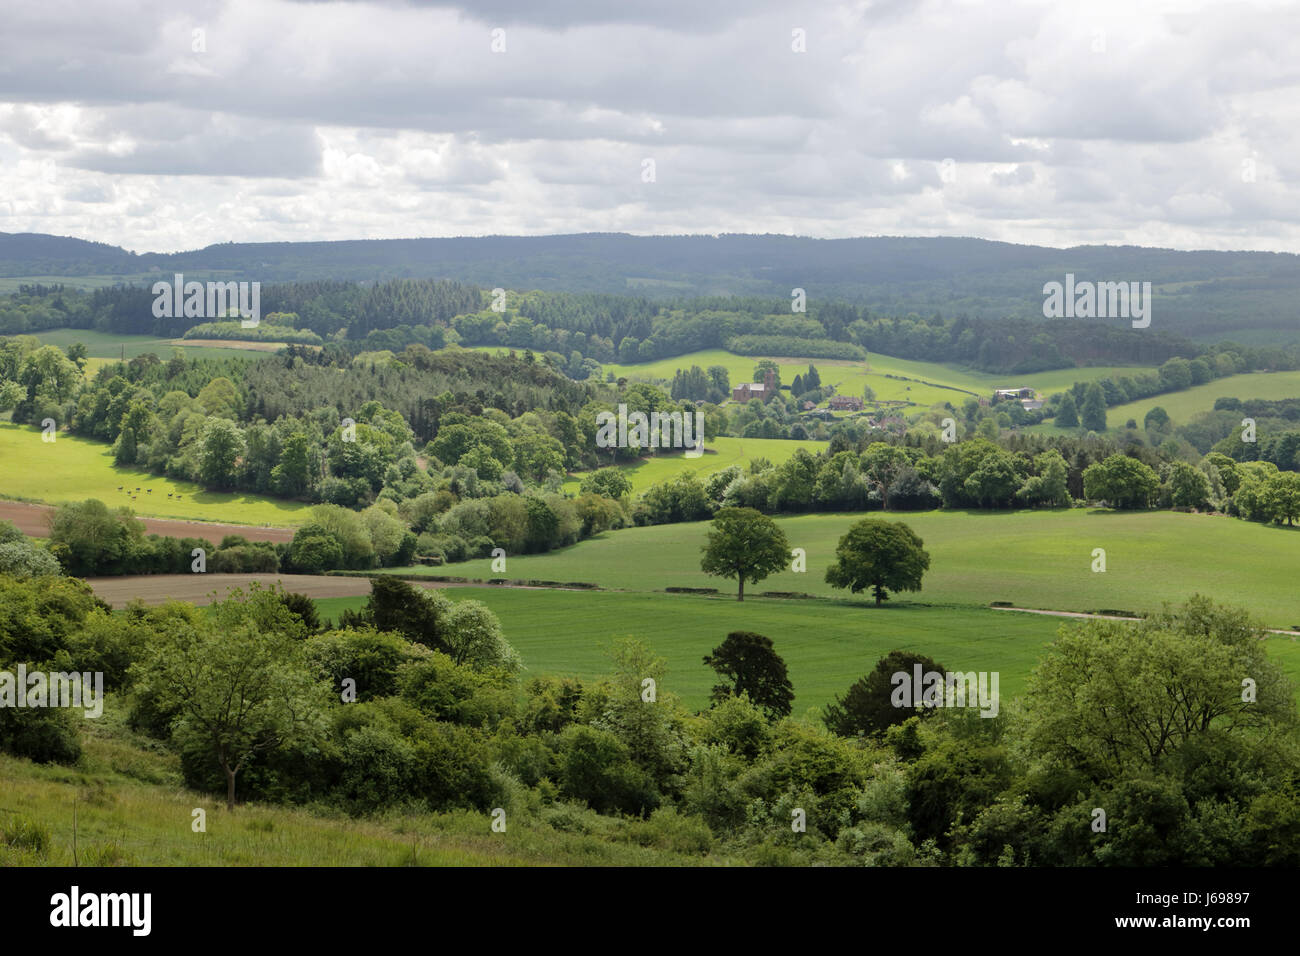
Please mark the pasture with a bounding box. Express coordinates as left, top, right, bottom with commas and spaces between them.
601, 348, 1148, 406
0, 421, 310, 527
562, 435, 819, 495
465, 345, 1148, 409
316, 585, 1300, 713
23, 327, 272, 366
392, 508, 1300, 629
1028, 369, 1300, 435
318, 589, 1070, 711
1103, 369, 1300, 428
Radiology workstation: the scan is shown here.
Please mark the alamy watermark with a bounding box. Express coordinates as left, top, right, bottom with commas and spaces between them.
0, 665, 103, 718
891, 664, 999, 718
1042, 273, 1151, 328
50, 886, 151, 936
596, 404, 704, 458
152, 273, 261, 327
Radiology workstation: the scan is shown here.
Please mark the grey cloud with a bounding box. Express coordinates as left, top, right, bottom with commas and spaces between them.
63, 114, 322, 177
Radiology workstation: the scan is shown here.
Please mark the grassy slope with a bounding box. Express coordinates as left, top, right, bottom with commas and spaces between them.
0, 704, 731, 867
391, 509, 1300, 629
1028, 369, 1300, 435
602, 348, 1143, 403
0, 422, 310, 526
468, 345, 1146, 408
1103, 370, 1300, 427
562, 435, 817, 495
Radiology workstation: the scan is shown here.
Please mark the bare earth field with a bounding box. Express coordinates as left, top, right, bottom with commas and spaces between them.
85, 573, 407, 608
0, 500, 295, 544
169, 338, 295, 351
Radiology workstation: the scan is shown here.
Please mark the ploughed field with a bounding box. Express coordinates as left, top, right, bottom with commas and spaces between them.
0, 501, 293, 545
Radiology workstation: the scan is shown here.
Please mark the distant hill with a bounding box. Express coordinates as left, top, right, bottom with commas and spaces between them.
3, 231, 1298, 342
0, 232, 141, 276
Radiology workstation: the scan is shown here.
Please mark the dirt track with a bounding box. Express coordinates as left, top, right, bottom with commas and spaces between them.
992, 604, 1300, 637
0, 500, 295, 544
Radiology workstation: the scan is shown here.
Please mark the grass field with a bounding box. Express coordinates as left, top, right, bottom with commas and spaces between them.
601, 348, 1146, 405
0, 421, 310, 526
316, 584, 1300, 713
0, 275, 162, 293
1103, 370, 1300, 427
467, 345, 1149, 410
602, 348, 981, 406
390, 509, 1300, 629
1028, 369, 1300, 435
318, 589, 1071, 711
562, 435, 819, 495
26, 327, 271, 364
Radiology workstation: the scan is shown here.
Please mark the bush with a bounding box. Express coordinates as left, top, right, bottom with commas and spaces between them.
304, 628, 421, 702
0, 703, 82, 764
280, 591, 321, 633
0, 540, 62, 579
1, 816, 51, 855
210, 544, 279, 573
287, 526, 344, 573
558, 724, 660, 816
724, 335, 865, 360
629, 806, 714, 855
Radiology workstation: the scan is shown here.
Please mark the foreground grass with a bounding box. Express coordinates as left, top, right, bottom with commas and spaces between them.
0, 421, 310, 527
390, 509, 1300, 629
0, 706, 735, 867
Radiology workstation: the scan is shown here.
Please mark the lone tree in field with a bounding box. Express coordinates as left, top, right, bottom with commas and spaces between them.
700, 507, 790, 601
823, 649, 947, 737
825, 518, 930, 606
703, 631, 795, 719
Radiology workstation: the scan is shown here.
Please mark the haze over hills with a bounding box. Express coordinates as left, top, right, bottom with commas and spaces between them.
2, 231, 1299, 343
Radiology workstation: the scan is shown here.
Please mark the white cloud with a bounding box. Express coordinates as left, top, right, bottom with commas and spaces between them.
0, 0, 1298, 252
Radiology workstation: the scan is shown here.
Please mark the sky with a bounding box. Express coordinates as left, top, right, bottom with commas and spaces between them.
0, 0, 1298, 254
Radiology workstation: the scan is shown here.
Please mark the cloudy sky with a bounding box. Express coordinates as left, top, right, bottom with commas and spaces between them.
0, 0, 1297, 253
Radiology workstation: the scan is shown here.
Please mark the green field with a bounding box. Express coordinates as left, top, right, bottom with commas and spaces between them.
604, 348, 981, 406
1028, 369, 1300, 435
1104, 370, 1300, 427
563, 435, 818, 495
319, 589, 1071, 711
316, 583, 1300, 714
391, 509, 1300, 629
0, 421, 309, 526
25, 327, 269, 364
467, 345, 1149, 410
601, 348, 1146, 406
0, 275, 161, 293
